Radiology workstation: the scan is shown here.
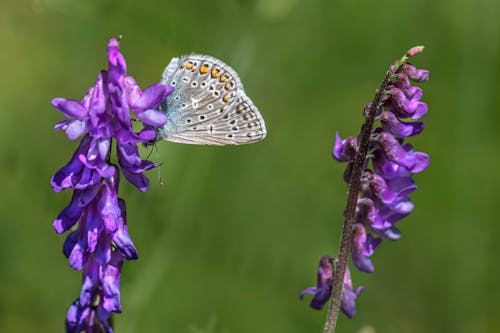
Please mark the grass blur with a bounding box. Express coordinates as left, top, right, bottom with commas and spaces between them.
0, 0, 499, 332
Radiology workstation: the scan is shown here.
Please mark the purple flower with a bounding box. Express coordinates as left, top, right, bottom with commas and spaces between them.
340, 267, 364, 319
336, 55, 429, 253
302, 48, 429, 320
351, 223, 381, 273
301, 257, 364, 318
51, 38, 173, 332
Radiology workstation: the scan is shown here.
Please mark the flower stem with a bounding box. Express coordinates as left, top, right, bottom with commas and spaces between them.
323, 56, 406, 333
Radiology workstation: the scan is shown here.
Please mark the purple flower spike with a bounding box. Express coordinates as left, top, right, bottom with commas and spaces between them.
51, 38, 170, 331
302, 48, 429, 323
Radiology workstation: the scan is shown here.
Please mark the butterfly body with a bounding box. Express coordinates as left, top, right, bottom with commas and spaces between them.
157, 54, 266, 145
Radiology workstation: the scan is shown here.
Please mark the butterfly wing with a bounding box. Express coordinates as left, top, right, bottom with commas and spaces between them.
157, 54, 267, 146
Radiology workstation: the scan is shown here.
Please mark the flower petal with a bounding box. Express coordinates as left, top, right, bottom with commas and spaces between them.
380, 111, 424, 137
135, 109, 168, 127
52, 98, 89, 119
332, 132, 357, 162
65, 120, 87, 140
132, 83, 167, 111
377, 131, 415, 169
113, 199, 138, 260
102, 253, 123, 312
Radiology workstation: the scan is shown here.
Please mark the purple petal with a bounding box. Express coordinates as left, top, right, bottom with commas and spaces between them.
404, 86, 423, 100
80, 259, 99, 306
52, 98, 89, 119
408, 101, 428, 119
95, 233, 112, 266
121, 169, 150, 192
136, 128, 157, 142
108, 82, 131, 130
63, 231, 79, 259
310, 283, 332, 310
341, 286, 364, 319
53, 190, 96, 233
116, 142, 142, 167
402, 64, 430, 82
333, 132, 357, 162
51, 135, 92, 192
340, 266, 363, 319
376, 131, 415, 169
113, 199, 138, 260
132, 83, 167, 111
390, 198, 414, 214
96, 306, 114, 333
65, 120, 87, 140
387, 87, 428, 119
380, 111, 424, 137
411, 152, 430, 173
97, 177, 120, 232
54, 119, 70, 131
301, 256, 334, 310
85, 203, 102, 253
376, 226, 402, 240
66, 300, 90, 333
102, 253, 123, 312
88, 73, 107, 116
372, 150, 399, 179
107, 38, 126, 79
357, 198, 392, 231
366, 172, 399, 206
351, 224, 381, 273
300, 287, 317, 299
135, 109, 168, 127
115, 127, 156, 144
124, 76, 141, 107
394, 72, 410, 89
68, 241, 85, 270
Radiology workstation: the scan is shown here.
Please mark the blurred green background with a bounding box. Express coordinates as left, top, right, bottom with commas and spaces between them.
1, 0, 499, 332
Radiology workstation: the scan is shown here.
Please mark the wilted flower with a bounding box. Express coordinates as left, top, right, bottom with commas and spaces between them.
51, 38, 172, 332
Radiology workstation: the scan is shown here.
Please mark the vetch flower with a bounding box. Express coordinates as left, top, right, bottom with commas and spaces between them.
303, 47, 429, 325
336, 49, 430, 278
51, 37, 173, 332
339, 266, 364, 319
301, 257, 364, 318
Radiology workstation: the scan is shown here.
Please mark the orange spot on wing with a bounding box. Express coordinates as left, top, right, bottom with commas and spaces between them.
200, 65, 209, 74
219, 75, 228, 82
186, 63, 193, 70
211, 69, 220, 78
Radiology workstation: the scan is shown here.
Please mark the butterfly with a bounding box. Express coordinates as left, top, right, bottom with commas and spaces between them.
156, 54, 267, 146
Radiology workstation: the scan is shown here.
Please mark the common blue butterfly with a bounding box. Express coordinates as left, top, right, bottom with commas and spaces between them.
156, 55, 267, 145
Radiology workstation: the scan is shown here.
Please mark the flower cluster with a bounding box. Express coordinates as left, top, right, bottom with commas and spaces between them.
51, 38, 173, 332
302, 47, 429, 317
